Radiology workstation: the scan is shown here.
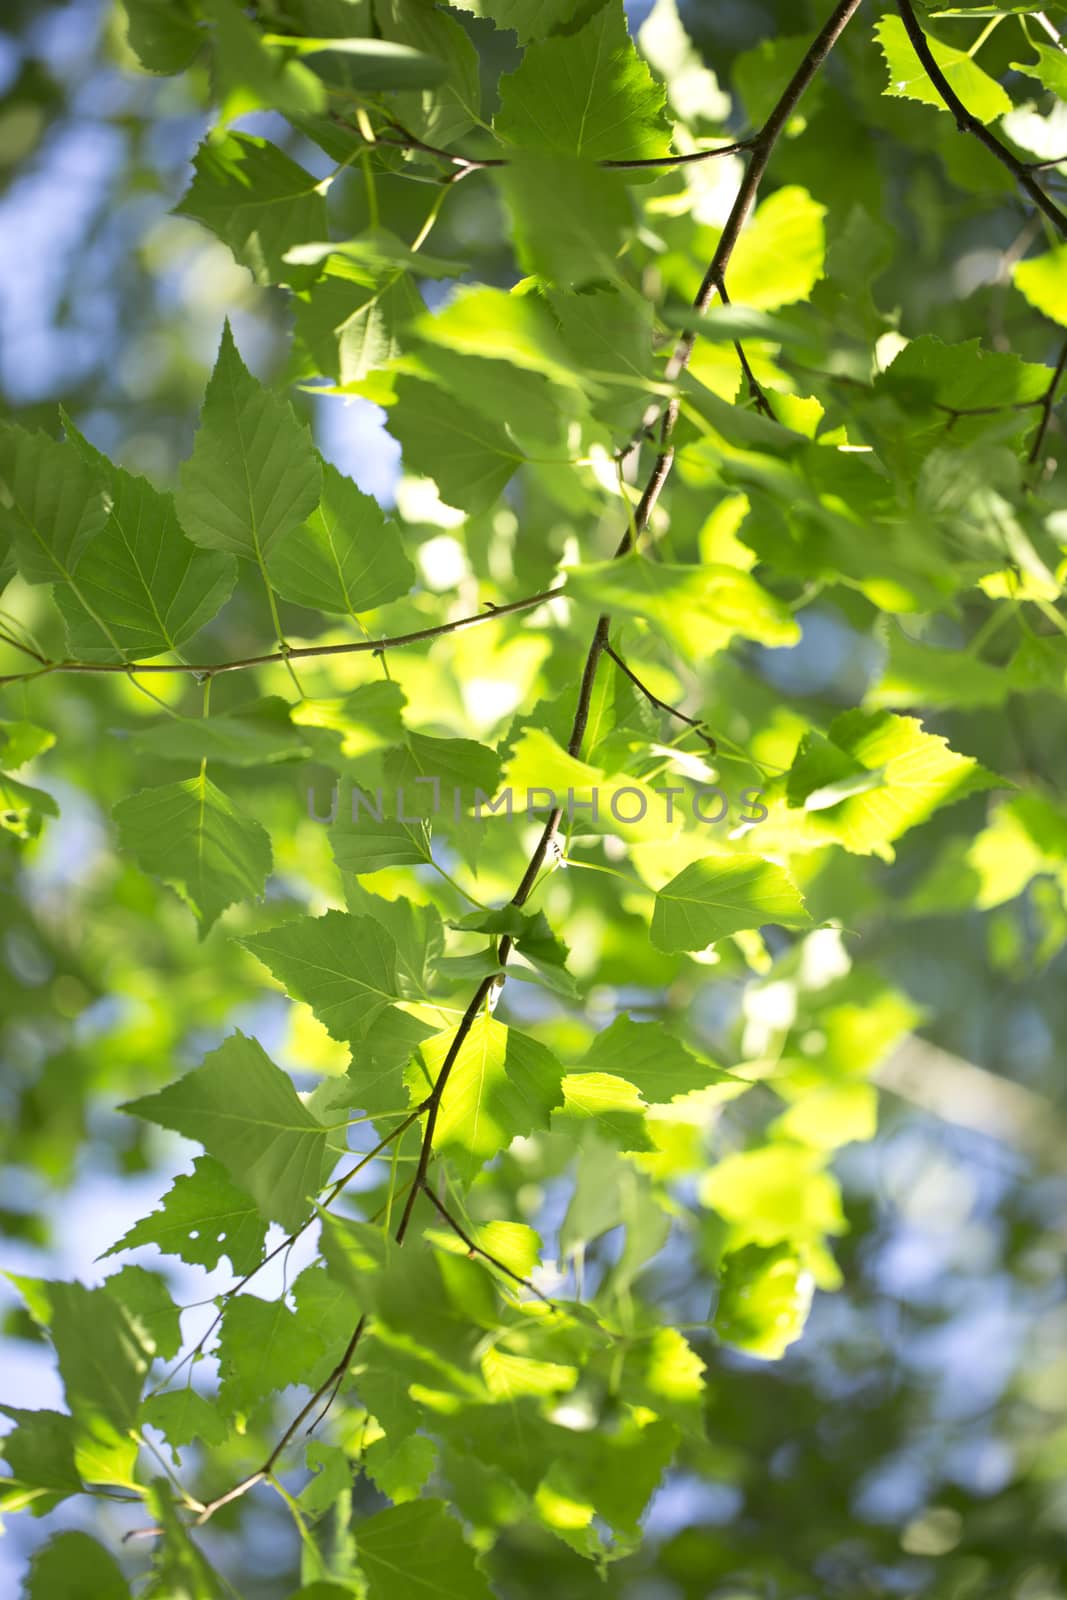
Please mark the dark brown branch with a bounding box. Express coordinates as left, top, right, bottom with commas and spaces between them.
421, 1186, 557, 1307
716, 276, 778, 421
604, 643, 716, 752
0, 587, 563, 690
376, 119, 754, 173
1028, 336, 1067, 471
394, 974, 499, 1244
897, 0, 1067, 238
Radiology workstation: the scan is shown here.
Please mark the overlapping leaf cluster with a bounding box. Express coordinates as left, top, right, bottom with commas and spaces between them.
1, 0, 1066, 1595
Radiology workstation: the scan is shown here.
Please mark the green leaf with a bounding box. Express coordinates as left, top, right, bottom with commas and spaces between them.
780, 709, 998, 859
412, 286, 586, 390
0, 772, 58, 840
495, 0, 671, 162
733, 32, 827, 129
1013, 42, 1067, 99
25, 1532, 131, 1600
874, 13, 1012, 123
102, 1265, 182, 1361
242, 910, 402, 1042
119, 0, 201, 75
416, 1014, 565, 1182
0, 423, 106, 587
177, 133, 328, 288
548, 287, 656, 426
355, 1498, 495, 1600
273, 36, 449, 89
204, 0, 324, 122
443, 0, 581, 40
176, 322, 321, 564
651, 855, 810, 952
385, 375, 523, 515
0, 719, 53, 769
373, 0, 481, 144
130, 704, 311, 767
1014, 244, 1067, 328
143, 1479, 226, 1599
287, 229, 465, 278
565, 554, 800, 662
122, 1031, 334, 1232
11, 1279, 149, 1488
141, 1390, 228, 1461
494, 155, 632, 287
55, 423, 236, 662
386, 730, 502, 815
266, 462, 414, 615
112, 776, 272, 935
555, 1073, 656, 1151
0, 1407, 81, 1515
867, 627, 1011, 709
347, 1006, 438, 1118
364, 1432, 436, 1504
581, 1015, 731, 1102
714, 1242, 815, 1360
331, 793, 433, 875
877, 334, 1051, 415
100, 1155, 268, 1275
294, 256, 424, 385
724, 186, 827, 311
701, 1143, 846, 1249
215, 1293, 317, 1419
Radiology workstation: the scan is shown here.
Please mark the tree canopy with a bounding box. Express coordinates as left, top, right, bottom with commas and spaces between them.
1, 0, 1066, 1596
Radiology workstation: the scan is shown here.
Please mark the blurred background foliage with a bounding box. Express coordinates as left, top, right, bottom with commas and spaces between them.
0, 1, 1066, 1597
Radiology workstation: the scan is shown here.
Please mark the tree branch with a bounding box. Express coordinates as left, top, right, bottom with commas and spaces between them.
1027, 335, 1067, 472
422, 1186, 557, 1308
375, 118, 754, 173
0, 587, 564, 690
603, 642, 716, 752
716, 275, 778, 421
897, 0, 1067, 238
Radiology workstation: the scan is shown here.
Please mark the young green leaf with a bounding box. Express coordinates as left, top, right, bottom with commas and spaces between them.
113, 776, 272, 935
565, 554, 800, 661
651, 855, 810, 952
581, 1015, 731, 1102
385, 375, 523, 514
355, 1498, 496, 1600
495, 0, 672, 162
0, 423, 106, 587
241, 909, 403, 1042
177, 133, 328, 287
266, 461, 415, 615
417, 1014, 565, 1182
26, 1532, 131, 1600
122, 1031, 334, 1232
874, 14, 1012, 123
176, 322, 321, 564
56, 423, 236, 661
100, 1155, 268, 1276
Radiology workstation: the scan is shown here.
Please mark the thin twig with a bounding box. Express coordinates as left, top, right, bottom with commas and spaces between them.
897, 0, 1067, 238
421, 1186, 557, 1307
716, 275, 778, 420
0, 627, 45, 663
376, 119, 754, 173
0, 587, 563, 689
1027, 336, 1067, 470
604, 643, 716, 752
